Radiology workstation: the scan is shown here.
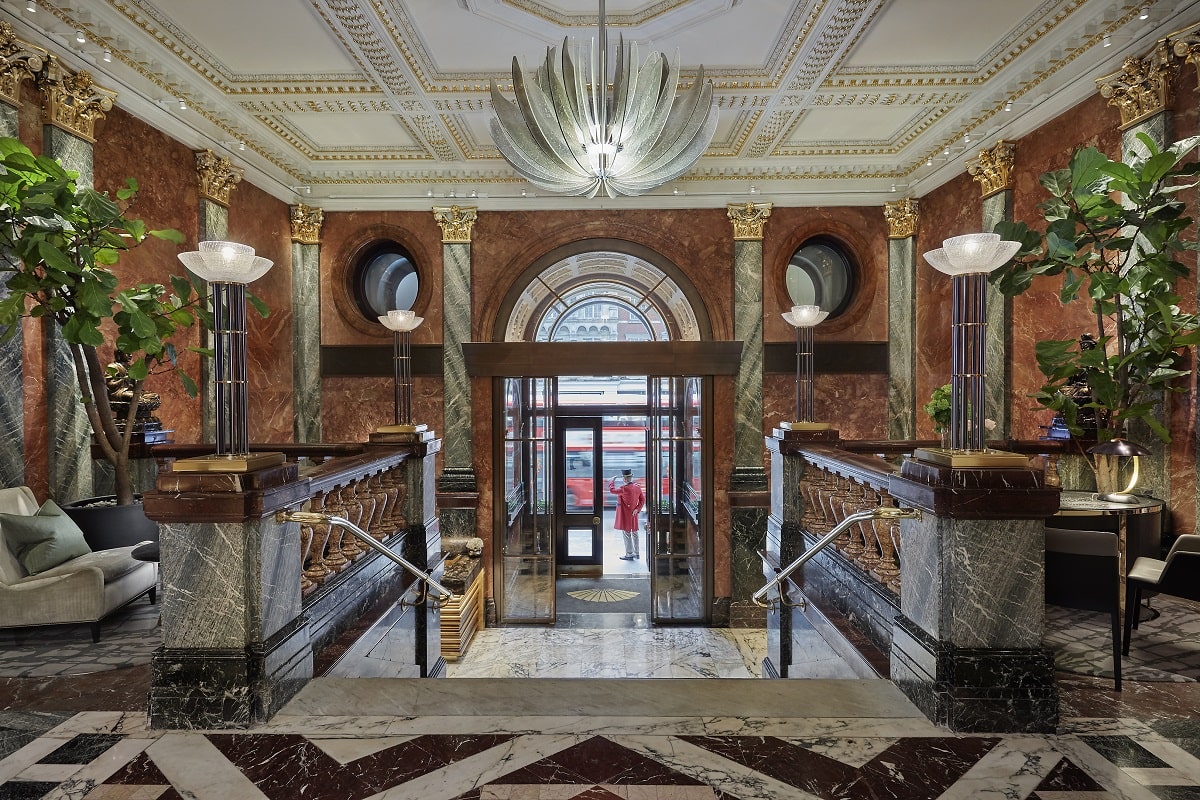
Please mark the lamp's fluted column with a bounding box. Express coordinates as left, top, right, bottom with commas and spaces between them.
40, 64, 117, 500
884, 199, 919, 439
0, 29, 43, 490
194, 150, 245, 447
433, 206, 480, 539
1093, 42, 1178, 502
290, 204, 324, 443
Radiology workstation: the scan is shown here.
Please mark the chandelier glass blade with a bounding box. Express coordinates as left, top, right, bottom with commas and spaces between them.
489, 3, 717, 199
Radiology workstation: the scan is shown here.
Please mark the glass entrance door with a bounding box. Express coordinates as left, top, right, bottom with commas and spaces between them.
555, 418, 604, 575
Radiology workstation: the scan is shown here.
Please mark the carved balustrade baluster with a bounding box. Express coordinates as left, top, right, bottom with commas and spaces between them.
337, 480, 367, 561
858, 485, 884, 574
809, 467, 834, 533
876, 490, 903, 595
298, 521, 316, 594
390, 470, 409, 532
380, 467, 405, 536
323, 486, 350, 572
842, 480, 866, 561
355, 475, 378, 541
368, 472, 389, 539
302, 491, 334, 589
799, 465, 822, 532
826, 475, 852, 549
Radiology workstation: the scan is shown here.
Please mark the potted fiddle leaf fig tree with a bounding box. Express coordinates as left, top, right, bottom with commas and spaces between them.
991, 133, 1200, 491
0, 136, 211, 518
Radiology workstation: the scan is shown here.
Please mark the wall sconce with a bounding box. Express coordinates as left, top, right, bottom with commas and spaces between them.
915, 233, 1026, 468
173, 241, 284, 473
376, 309, 427, 436
1088, 438, 1151, 503
780, 304, 831, 431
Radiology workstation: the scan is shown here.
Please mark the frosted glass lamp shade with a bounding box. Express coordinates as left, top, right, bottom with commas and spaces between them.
178, 241, 274, 284
924, 233, 1020, 276
782, 305, 829, 328
378, 309, 424, 332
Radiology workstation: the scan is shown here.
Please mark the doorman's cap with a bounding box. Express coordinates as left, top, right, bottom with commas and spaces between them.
621, 469, 632, 477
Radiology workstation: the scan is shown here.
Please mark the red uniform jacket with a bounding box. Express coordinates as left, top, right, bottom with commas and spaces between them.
608, 478, 645, 532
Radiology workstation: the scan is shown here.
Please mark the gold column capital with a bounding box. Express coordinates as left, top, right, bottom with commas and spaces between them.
39, 60, 116, 143
290, 203, 324, 245
433, 205, 477, 243
966, 140, 1016, 198
194, 149, 244, 208
726, 202, 773, 241
883, 198, 919, 240
0, 22, 48, 108
1095, 41, 1177, 130
1170, 21, 1200, 85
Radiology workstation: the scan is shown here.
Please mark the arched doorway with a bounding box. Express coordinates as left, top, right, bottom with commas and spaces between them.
487, 245, 716, 627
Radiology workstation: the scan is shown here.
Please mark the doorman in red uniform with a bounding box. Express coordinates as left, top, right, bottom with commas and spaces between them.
609, 469, 645, 561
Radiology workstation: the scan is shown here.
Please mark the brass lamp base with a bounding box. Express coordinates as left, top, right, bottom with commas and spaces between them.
779, 421, 833, 431
375, 423, 428, 434
171, 452, 287, 473
912, 447, 1029, 469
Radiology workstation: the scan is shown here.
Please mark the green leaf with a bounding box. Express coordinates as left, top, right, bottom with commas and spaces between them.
149, 228, 185, 244
247, 292, 270, 318
178, 372, 198, 398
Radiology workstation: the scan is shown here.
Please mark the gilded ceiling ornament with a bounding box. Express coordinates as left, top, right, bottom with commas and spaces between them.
290, 203, 323, 245
966, 140, 1016, 198
40, 61, 116, 143
433, 206, 477, 243
1095, 42, 1176, 129
883, 198, 919, 240
0, 22, 47, 108
1170, 21, 1200, 84
727, 202, 772, 241
194, 149, 244, 208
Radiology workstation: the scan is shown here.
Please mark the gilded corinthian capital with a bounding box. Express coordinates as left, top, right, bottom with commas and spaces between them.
883, 198, 919, 240
727, 202, 772, 240
40, 61, 116, 143
1095, 42, 1176, 129
290, 203, 323, 244
194, 149, 244, 208
433, 206, 477, 243
966, 140, 1016, 198
1170, 21, 1200, 84
0, 22, 47, 108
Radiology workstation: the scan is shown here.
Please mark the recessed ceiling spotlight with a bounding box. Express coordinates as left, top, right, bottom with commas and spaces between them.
103, 49, 112, 63
238, 141, 245, 151
449, 188, 456, 198
964, 132, 971, 143
926, 157, 933, 167
25, 1, 36, 13
426, 188, 434, 197
1004, 99, 1012, 112
470, 189, 477, 198
75, 30, 85, 44
178, 98, 186, 110
748, 184, 758, 195
890, 182, 896, 192
520, 188, 527, 197
1139, 6, 1149, 19
1102, 34, 1111, 47
944, 146, 950, 156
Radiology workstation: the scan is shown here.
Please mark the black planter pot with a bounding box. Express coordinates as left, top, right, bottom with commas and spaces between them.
62, 496, 159, 551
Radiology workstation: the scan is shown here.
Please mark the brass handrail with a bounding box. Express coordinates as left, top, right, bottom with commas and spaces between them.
753, 506, 921, 609
276, 510, 455, 607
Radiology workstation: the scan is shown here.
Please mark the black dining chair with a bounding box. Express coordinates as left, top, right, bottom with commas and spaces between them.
1123, 534, 1200, 656
1045, 526, 1123, 691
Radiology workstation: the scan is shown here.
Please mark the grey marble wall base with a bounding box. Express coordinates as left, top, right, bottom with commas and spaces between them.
729, 466, 768, 493
890, 615, 1057, 733
149, 617, 313, 730
438, 467, 477, 493
438, 506, 478, 541
730, 505, 768, 603
711, 596, 732, 627
728, 601, 762, 628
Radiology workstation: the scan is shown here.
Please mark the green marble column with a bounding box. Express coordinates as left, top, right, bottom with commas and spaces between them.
434, 207, 478, 495
727, 203, 771, 492
44, 125, 96, 501
290, 205, 323, 443
884, 200, 918, 440
0, 102, 23, 489
982, 191, 1013, 439
198, 199, 230, 445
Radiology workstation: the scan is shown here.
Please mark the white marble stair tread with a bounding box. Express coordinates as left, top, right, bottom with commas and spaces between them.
278, 677, 925, 720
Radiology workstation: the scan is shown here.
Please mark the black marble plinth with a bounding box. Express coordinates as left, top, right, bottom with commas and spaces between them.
438, 467, 477, 493
729, 466, 768, 493
149, 616, 313, 730
890, 615, 1058, 734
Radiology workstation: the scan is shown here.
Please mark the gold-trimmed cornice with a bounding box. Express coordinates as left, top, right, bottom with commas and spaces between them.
883, 199, 919, 240
194, 149, 244, 208
1096, 41, 1176, 130
1169, 21, 1200, 85
433, 206, 477, 243
0, 22, 47, 108
290, 203, 323, 245
39, 60, 115, 143
727, 203, 773, 241
966, 140, 1016, 198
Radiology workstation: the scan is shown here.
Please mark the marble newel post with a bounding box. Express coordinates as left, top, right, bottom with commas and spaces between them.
291, 204, 324, 443
41, 64, 118, 501
433, 206, 480, 540
194, 150, 245, 446
967, 141, 1016, 439
725, 203, 772, 627
884, 199, 918, 440
0, 28, 46, 489
889, 459, 1061, 732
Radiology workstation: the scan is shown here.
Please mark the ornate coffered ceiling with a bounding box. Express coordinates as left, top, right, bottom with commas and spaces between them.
2, 0, 1195, 210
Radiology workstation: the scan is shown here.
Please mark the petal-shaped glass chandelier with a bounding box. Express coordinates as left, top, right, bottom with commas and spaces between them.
489, 0, 718, 199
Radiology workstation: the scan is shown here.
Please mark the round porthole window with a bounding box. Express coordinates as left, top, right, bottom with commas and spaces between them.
353, 242, 419, 319
785, 236, 856, 318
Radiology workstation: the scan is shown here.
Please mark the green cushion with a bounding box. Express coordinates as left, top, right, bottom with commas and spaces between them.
0, 499, 92, 575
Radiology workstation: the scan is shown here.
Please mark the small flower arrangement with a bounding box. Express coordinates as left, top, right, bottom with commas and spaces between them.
923, 383, 952, 434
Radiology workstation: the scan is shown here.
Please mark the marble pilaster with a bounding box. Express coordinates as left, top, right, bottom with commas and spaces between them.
728, 203, 770, 491
291, 241, 322, 443
198, 199, 230, 446
886, 236, 916, 440
43, 125, 94, 501
0, 103, 22, 489
435, 206, 477, 495
982, 191, 1013, 438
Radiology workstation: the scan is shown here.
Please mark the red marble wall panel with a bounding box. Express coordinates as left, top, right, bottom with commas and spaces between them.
322, 375, 445, 446
228, 180, 293, 443
914, 171, 977, 438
